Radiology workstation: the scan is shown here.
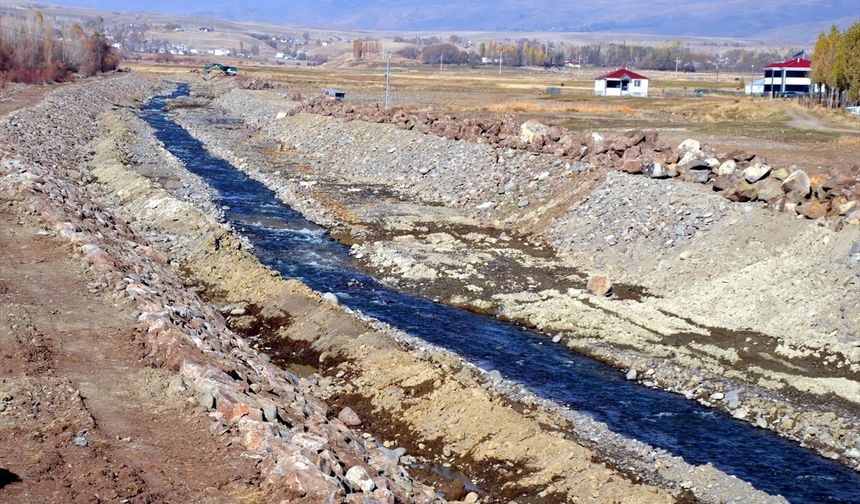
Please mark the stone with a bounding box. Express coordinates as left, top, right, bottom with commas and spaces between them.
586, 275, 612, 296
782, 170, 811, 201
167, 375, 187, 395
198, 391, 215, 410
418, 166, 431, 175
440, 479, 467, 501
625, 369, 638, 380
798, 199, 828, 220
712, 174, 738, 192
73, 429, 89, 446
681, 159, 711, 171
262, 402, 278, 423
717, 160, 737, 176
682, 169, 710, 184
643, 162, 668, 178
338, 406, 362, 426
520, 120, 550, 143
770, 167, 790, 180
743, 163, 771, 183
464, 492, 479, 503
752, 177, 784, 202
620, 158, 644, 174
724, 390, 741, 409
322, 292, 339, 305
345, 466, 376, 493
517, 198, 530, 208
677, 139, 700, 152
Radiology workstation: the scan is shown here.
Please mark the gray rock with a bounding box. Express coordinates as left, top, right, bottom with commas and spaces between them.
743, 163, 771, 183
73, 429, 89, 446
322, 292, 339, 305
718, 159, 737, 175
167, 375, 188, 395
198, 391, 215, 410
677, 139, 701, 152
345, 466, 376, 493
644, 162, 668, 178
625, 369, 638, 380
782, 170, 811, 200
724, 389, 741, 409
262, 402, 279, 423
681, 159, 711, 171
517, 198, 530, 208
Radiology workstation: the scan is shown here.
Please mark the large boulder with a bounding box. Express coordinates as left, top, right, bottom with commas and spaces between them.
743, 163, 771, 183
753, 177, 784, 202
781, 170, 811, 202
587, 275, 613, 297
798, 199, 828, 219
677, 138, 701, 152
520, 120, 551, 143
717, 159, 737, 176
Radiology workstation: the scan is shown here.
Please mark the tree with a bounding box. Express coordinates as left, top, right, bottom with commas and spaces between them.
837, 22, 860, 103
419, 43, 467, 65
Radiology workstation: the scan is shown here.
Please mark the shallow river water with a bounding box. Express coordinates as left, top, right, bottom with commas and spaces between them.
141, 85, 859, 503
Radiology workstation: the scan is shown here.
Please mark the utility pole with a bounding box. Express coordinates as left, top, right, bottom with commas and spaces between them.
675, 58, 681, 78
499, 51, 503, 74
385, 51, 392, 109
439, 52, 443, 71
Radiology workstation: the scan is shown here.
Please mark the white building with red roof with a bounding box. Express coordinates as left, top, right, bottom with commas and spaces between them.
594, 69, 649, 97
762, 57, 811, 96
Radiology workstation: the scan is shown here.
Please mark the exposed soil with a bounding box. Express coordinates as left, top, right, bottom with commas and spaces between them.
0, 211, 270, 504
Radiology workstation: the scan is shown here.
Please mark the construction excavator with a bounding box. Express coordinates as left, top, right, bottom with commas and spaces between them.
203, 63, 238, 76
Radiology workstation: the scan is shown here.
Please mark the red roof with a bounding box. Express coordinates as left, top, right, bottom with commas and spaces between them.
763, 58, 811, 69
595, 68, 649, 80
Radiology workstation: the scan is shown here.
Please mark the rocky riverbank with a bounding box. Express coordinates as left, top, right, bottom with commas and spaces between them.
0, 75, 453, 503
170, 80, 860, 472
86, 81, 804, 502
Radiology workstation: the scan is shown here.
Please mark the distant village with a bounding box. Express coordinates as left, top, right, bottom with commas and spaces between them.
100, 20, 853, 106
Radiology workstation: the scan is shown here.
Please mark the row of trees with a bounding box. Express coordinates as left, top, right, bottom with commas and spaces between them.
0, 10, 120, 84
397, 37, 790, 73
811, 23, 860, 107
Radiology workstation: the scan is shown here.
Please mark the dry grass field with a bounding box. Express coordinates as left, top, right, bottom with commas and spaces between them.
130, 59, 860, 173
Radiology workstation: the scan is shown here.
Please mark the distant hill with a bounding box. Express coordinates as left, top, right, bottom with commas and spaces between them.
18, 0, 860, 41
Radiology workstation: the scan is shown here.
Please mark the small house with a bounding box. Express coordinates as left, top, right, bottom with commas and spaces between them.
594, 69, 649, 97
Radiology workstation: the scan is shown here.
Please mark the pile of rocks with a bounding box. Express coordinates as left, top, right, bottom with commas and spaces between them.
301, 97, 859, 225
549, 170, 731, 263
0, 76, 439, 502
623, 138, 860, 227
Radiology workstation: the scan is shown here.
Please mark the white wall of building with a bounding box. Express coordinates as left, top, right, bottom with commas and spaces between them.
595, 78, 648, 97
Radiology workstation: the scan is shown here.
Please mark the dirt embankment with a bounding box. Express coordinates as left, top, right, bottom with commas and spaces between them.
174, 83, 860, 470
0, 76, 448, 503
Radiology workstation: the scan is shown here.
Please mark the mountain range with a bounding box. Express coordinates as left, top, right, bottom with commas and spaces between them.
21, 0, 860, 41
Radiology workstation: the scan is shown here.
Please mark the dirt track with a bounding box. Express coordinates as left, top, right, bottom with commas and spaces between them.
0, 211, 269, 503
